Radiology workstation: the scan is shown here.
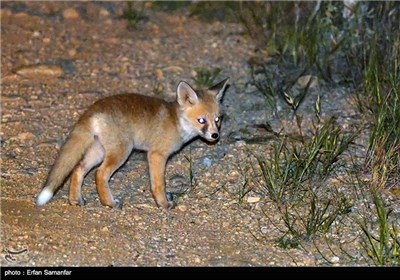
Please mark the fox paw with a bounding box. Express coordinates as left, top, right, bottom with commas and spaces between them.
114, 198, 123, 209
101, 198, 123, 209
155, 198, 176, 210
69, 197, 86, 206
166, 192, 174, 202
166, 201, 176, 210
165, 193, 176, 209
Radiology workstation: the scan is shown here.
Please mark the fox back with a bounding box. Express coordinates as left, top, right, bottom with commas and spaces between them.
36, 78, 229, 209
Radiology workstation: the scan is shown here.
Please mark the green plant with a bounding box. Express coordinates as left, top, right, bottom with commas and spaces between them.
150, 1, 192, 12
276, 235, 300, 249
240, 1, 399, 265
121, 1, 147, 30
235, 162, 254, 205
184, 147, 197, 191
152, 81, 165, 96
243, 1, 352, 83
188, 1, 239, 22
255, 115, 355, 240
150, 1, 239, 22
362, 14, 400, 191
359, 188, 400, 266
250, 64, 281, 111
192, 67, 222, 88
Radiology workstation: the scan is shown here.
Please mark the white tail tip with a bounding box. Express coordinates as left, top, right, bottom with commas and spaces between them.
36, 189, 53, 207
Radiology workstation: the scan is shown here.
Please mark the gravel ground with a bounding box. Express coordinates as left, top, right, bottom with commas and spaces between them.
1, 2, 399, 267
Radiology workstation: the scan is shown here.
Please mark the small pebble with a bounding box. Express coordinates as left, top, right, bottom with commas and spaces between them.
177, 204, 187, 212
18, 132, 35, 141
101, 226, 109, 233
202, 157, 212, 168
99, 8, 110, 17
63, 8, 80, 20
331, 256, 340, 263
235, 140, 246, 147
247, 197, 260, 203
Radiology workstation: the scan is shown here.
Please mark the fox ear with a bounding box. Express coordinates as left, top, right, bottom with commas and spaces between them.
177, 81, 199, 107
209, 78, 230, 102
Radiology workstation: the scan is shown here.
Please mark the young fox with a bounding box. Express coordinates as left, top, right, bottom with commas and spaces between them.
36, 78, 229, 209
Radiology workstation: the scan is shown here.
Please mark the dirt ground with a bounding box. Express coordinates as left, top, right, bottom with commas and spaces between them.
1, 2, 398, 267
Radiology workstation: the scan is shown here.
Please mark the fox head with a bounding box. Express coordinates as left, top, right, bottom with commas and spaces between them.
177, 78, 230, 142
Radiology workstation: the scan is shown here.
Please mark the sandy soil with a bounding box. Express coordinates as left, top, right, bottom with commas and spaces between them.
1, 2, 398, 267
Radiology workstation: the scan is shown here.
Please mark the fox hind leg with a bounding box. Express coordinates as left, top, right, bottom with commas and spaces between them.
95, 142, 132, 208
69, 139, 105, 206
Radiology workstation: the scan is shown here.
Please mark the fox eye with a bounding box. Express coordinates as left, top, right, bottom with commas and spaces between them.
198, 118, 206, 124
215, 116, 220, 123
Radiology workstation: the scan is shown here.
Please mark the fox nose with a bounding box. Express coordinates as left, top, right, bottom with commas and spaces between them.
211, 133, 219, 139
